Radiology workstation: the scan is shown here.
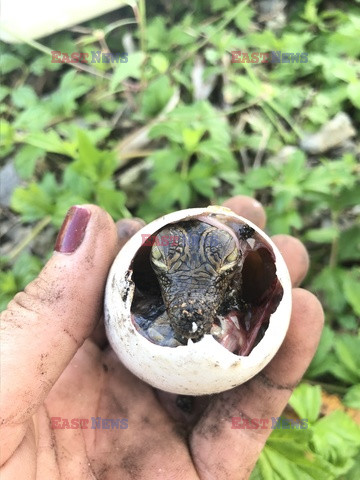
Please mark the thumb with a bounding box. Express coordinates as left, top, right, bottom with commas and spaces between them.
0, 205, 119, 463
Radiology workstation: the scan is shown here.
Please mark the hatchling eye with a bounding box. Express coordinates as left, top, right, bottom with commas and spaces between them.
219, 248, 239, 272
151, 245, 167, 271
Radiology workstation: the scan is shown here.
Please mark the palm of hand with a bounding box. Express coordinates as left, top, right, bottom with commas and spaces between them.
1, 197, 324, 480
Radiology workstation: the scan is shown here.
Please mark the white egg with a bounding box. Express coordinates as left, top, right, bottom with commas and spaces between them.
104, 206, 292, 395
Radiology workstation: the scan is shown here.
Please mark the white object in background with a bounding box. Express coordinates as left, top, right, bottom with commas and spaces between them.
0, 0, 126, 43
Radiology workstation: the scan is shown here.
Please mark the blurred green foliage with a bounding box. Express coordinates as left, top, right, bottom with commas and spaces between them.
0, 0, 359, 478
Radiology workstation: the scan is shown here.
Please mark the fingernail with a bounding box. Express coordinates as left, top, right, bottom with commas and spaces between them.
55, 206, 91, 253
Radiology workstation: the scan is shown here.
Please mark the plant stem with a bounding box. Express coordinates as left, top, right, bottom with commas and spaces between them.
8, 216, 52, 261
306, 380, 348, 395
138, 0, 147, 55
329, 212, 339, 268
181, 155, 191, 179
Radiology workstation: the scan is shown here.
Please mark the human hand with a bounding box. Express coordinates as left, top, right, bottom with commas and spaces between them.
0, 197, 324, 480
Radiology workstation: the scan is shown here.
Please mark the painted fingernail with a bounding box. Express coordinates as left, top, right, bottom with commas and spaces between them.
55, 206, 91, 253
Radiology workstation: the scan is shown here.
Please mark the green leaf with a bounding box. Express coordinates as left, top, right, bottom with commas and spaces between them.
23, 130, 76, 157
182, 127, 206, 152
196, 140, 235, 163
96, 187, 129, 219
0, 271, 17, 303
266, 208, 303, 235
13, 104, 54, 131
11, 175, 58, 221
110, 52, 145, 91
339, 225, 360, 261
234, 5, 255, 32
48, 70, 93, 116
72, 130, 117, 182
332, 334, 360, 384
141, 76, 174, 118
343, 268, 360, 316
235, 75, 263, 97
0, 53, 23, 74
343, 384, 360, 409
311, 267, 347, 313
14, 145, 44, 179
347, 82, 360, 108
281, 150, 307, 184
244, 167, 273, 189
0, 85, 10, 102
149, 121, 183, 143
256, 428, 334, 480
342, 452, 360, 480
311, 410, 360, 471
146, 17, 168, 51
306, 326, 336, 379
210, 0, 232, 13
304, 227, 339, 244
302, 0, 322, 25
151, 53, 169, 73
190, 175, 219, 198
289, 384, 322, 423
149, 173, 191, 210
150, 148, 185, 174
11, 85, 38, 109
62, 168, 93, 199
333, 181, 360, 211
12, 252, 43, 286
30, 54, 62, 75
0, 119, 15, 157
0, 253, 43, 311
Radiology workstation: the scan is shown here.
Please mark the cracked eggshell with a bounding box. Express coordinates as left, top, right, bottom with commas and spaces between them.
104, 206, 292, 395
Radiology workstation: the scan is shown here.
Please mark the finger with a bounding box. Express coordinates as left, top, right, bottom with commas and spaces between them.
116, 217, 146, 248
272, 234, 310, 287
156, 236, 310, 426
222, 195, 267, 230
90, 217, 145, 348
190, 288, 324, 480
39, 342, 198, 480
0, 205, 119, 465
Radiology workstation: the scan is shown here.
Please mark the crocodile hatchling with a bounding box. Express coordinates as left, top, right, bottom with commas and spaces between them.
131, 216, 282, 355
149, 220, 243, 343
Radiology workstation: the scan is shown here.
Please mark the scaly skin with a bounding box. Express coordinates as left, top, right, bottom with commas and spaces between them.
150, 220, 241, 341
